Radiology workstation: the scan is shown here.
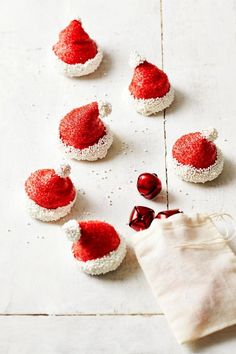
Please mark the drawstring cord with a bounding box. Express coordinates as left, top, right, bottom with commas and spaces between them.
175, 213, 236, 250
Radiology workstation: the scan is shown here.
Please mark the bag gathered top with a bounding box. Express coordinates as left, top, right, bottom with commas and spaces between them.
131, 212, 236, 344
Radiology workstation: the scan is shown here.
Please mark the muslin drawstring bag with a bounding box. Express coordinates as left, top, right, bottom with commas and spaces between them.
131, 213, 236, 344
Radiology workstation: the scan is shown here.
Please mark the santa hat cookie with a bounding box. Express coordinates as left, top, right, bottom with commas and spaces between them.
172, 128, 224, 183
128, 52, 174, 116
63, 220, 126, 275
53, 18, 103, 77
59, 101, 113, 161
25, 164, 77, 221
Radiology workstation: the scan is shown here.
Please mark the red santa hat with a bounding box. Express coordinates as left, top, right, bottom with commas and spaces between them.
53, 18, 103, 77
63, 220, 126, 275
59, 101, 113, 161
172, 128, 224, 183
128, 51, 174, 116
25, 164, 77, 221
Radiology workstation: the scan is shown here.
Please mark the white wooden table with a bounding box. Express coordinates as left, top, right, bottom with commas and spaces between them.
0, 0, 236, 353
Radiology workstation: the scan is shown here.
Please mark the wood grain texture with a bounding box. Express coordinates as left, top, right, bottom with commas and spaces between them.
0, 316, 236, 354
0, 0, 164, 315
163, 0, 236, 217
1, 0, 236, 352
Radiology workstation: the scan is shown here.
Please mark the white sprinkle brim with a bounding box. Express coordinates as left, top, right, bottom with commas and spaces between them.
59, 125, 113, 161
56, 46, 103, 77
26, 192, 77, 222
129, 86, 174, 116
75, 236, 127, 275
172, 148, 224, 183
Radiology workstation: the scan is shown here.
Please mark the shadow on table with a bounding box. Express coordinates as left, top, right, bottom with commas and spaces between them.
98, 244, 140, 281
202, 158, 236, 188
186, 324, 236, 353
52, 190, 92, 226
165, 87, 186, 115
131, 87, 185, 119
97, 133, 123, 163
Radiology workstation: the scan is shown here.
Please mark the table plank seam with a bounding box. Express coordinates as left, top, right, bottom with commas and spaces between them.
0, 313, 164, 317
160, 0, 169, 209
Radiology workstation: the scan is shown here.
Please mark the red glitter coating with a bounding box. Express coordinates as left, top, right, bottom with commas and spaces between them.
25, 169, 76, 209
172, 132, 217, 169
53, 19, 98, 65
129, 61, 170, 99
59, 102, 106, 149
72, 221, 120, 261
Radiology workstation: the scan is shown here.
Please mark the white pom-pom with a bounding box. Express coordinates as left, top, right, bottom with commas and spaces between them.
97, 100, 112, 118
129, 51, 145, 68
75, 17, 82, 23
63, 220, 81, 242
55, 164, 71, 178
201, 127, 218, 142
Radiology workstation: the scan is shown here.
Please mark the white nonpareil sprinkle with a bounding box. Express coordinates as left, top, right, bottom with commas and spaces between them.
129, 86, 175, 116
56, 46, 103, 77
59, 126, 113, 161
27, 193, 77, 222
172, 148, 224, 183
75, 236, 127, 275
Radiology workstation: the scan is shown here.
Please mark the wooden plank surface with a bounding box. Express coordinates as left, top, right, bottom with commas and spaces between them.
0, 0, 163, 315
163, 0, 236, 216
1, 0, 236, 352
0, 315, 236, 354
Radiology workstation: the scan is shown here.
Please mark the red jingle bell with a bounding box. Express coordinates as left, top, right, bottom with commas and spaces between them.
129, 206, 155, 231
155, 209, 183, 220
137, 173, 162, 200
